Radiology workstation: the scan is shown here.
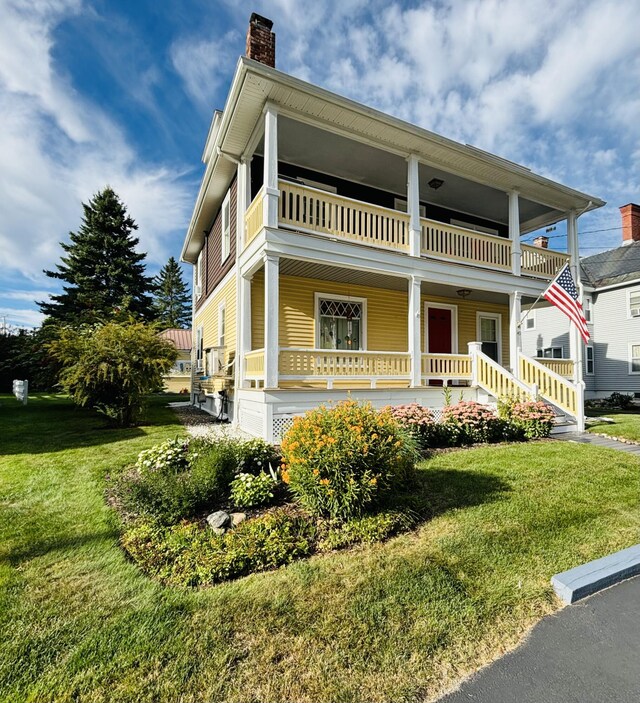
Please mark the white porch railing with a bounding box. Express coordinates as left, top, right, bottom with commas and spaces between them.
521, 245, 570, 279
278, 181, 410, 252
468, 343, 532, 401
421, 353, 472, 381
518, 352, 580, 419
534, 357, 574, 379
245, 349, 265, 379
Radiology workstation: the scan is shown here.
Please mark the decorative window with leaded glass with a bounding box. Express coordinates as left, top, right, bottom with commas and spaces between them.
318, 298, 362, 350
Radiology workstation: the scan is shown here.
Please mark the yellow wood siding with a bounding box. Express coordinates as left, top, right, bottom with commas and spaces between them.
421, 295, 509, 367
251, 272, 408, 351
194, 274, 237, 370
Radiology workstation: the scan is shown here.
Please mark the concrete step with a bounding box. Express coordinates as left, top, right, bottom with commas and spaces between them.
551, 421, 578, 435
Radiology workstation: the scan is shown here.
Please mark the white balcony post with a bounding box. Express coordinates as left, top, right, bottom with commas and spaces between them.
567, 210, 582, 384
263, 253, 279, 389
238, 274, 252, 388
509, 190, 521, 276
408, 275, 422, 386
468, 341, 482, 386
263, 103, 279, 228
509, 290, 522, 377
407, 155, 421, 257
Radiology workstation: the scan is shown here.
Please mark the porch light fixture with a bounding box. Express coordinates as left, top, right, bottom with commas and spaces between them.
456, 288, 471, 299
428, 178, 445, 190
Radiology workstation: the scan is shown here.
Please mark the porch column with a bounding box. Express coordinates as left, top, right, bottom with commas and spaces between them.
263, 253, 279, 389
407, 155, 421, 257
509, 291, 522, 377
238, 273, 252, 388
408, 275, 422, 386
567, 210, 582, 384
509, 190, 521, 276
263, 103, 279, 229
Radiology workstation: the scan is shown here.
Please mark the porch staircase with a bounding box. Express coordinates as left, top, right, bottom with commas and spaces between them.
468, 343, 584, 432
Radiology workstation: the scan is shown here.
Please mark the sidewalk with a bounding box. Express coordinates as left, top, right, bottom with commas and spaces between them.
555, 431, 640, 456
440, 575, 640, 702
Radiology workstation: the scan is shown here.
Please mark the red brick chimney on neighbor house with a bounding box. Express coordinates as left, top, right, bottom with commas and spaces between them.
533, 235, 549, 248
246, 13, 275, 67
621, 203, 640, 245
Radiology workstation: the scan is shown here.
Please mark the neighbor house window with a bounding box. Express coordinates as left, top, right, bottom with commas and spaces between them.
586, 346, 594, 375
583, 296, 592, 323
630, 344, 640, 373
221, 191, 231, 262
523, 312, 535, 330
196, 327, 204, 370
317, 296, 365, 350
630, 291, 640, 317
537, 347, 564, 359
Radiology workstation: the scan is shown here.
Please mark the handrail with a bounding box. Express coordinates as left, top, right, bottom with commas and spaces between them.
421, 353, 472, 378
279, 348, 411, 378
244, 187, 265, 247
521, 244, 569, 279
534, 357, 574, 378
470, 343, 531, 400
245, 348, 265, 378
518, 352, 578, 417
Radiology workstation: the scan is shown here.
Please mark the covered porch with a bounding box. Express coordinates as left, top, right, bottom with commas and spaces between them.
237, 257, 574, 391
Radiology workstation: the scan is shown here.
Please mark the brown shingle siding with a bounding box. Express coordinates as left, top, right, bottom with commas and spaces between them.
196, 176, 237, 312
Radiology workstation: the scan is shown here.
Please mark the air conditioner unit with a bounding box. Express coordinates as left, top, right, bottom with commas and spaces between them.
631, 307, 640, 318
208, 346, 226, 376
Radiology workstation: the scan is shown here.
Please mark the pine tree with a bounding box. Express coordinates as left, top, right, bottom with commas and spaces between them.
38, 187, 153, 324
151, 256, 192, 329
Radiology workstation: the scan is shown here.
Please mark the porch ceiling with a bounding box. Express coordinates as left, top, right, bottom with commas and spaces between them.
260, 116, 561, 232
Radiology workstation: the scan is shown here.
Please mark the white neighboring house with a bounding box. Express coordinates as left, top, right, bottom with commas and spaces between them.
181, 13, 605, 441
522, 203, 640, 399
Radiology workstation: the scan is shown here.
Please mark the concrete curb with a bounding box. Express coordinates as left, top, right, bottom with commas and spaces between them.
552, 544, 640, 604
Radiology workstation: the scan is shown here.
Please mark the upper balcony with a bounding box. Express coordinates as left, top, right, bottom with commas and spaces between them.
245, 178, 569, 280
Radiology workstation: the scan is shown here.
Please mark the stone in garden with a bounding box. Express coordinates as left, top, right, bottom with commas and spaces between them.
230, 512, 247, 527
206, 510, 231, 531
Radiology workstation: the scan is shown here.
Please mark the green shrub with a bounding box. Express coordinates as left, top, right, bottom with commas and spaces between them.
230, 472, 277, 508
121, 507, 315, 587
607, 392, 634, 409
317, 510, 417, 551
115, 438, 238, 524
280, 400, 417, 520
136, 438, 190, 473
505, 400, 555, 439
48, 319, 177, 426
235, 438, 280, 475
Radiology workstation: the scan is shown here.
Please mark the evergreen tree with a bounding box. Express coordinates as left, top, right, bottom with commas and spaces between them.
38, 187, 153, 324
151, 256, 191, 329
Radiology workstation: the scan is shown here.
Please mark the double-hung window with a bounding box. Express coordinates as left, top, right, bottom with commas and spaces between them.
586, 346, 594, 375
630, 344, 640, 373
537, 347, 563, 359
630, 291, 640, 318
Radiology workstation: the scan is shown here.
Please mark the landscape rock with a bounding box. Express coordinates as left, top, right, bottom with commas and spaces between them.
230, 512, 247, 527
206, 510, 231, 532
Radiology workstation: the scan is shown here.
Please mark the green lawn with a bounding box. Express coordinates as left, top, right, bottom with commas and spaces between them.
587, 410, 640, 442
1, 395, 639, 703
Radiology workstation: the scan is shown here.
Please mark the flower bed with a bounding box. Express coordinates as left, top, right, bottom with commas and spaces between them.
112, 399, 555, 587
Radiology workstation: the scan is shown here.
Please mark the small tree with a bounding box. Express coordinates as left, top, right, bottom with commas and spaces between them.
48, 320, 177, 426
152, 256, 191, 328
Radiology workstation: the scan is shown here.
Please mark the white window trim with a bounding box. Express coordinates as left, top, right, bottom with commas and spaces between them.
221, 190, 231, 263
583, 295, 592, 324
218, 302, 226, 348
629, 343, 640, 374
314, 292, 367, 350
476, 311, 502, 365
628, 288, 640, 319
585, 345, 595, 375
424, 302, 458, 354
195, 326, 204, 371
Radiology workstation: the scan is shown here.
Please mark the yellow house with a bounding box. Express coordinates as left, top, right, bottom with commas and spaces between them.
181, 14, 604, 441
159, 328, 192, 394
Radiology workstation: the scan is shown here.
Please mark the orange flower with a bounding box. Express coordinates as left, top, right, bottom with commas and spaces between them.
281, 469, 290, 484
369, 477, 377, 485
320, 478, 330, 486
326, 436, 337, 444
313, 469, 320, 477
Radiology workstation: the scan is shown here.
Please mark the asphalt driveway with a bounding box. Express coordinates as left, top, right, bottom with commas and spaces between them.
440, 575, 640, 703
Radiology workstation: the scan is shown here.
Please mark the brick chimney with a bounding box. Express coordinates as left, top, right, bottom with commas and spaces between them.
533, 235, 549, 249
621, 203, 640, 245
246, 13, 275, 67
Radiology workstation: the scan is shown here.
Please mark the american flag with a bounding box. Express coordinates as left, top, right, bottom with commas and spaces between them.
543, 263, 590, 344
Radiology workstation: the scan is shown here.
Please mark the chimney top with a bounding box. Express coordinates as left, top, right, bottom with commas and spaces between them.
246, 13, 275, 68
533, 235, 549, 249
620, 203, 640, 245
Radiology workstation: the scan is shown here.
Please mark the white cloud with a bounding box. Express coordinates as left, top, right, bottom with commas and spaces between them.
0, 307, 46, 328
0, 0, 195, 295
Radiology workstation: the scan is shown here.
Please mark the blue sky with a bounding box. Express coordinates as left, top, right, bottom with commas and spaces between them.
1, 0, 639, 328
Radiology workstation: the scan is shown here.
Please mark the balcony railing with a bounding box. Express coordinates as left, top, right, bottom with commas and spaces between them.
243, 181, 570, 279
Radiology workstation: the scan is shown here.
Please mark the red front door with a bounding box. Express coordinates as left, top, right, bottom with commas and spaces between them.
428, 307, 452, 354
427, 307, 452, 386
